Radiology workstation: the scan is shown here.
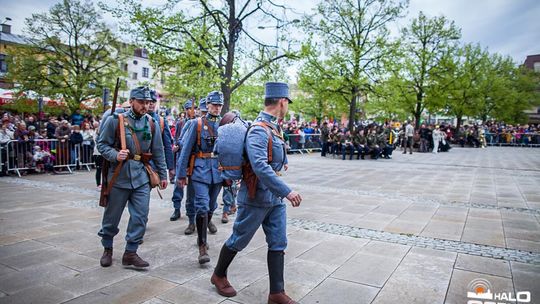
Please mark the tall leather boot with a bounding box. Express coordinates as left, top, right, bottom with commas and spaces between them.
267, 251, 298, 304
208, 212, 218, 234
196, 214, 210, 264
211, 244, 238, 297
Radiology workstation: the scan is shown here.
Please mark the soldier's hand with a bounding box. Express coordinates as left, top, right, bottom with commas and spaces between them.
286, 191, 302, 207
160, 179, 168, 190
223, 179, 233, 187
177, 178, 187, 188
116, 149, 129, 161
168, 169, 176, 183
172, 145, 179, 152
284, 164, 289, 171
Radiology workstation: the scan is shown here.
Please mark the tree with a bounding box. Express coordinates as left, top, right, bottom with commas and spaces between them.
300, 0, 407, 130
391, 11, 461, 128
6, 0, 126, 112
104, 0, 298, 113
440, 44, 487, 131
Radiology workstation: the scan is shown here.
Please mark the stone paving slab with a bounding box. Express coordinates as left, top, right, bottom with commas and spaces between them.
1, 147, 540, 303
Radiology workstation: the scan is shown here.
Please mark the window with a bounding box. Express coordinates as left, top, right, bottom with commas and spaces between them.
122, 63, 128, 72
132, 72, 138, 80
133, 60, 138, 65
142, 67, 149, 78
534, 62, 540, 73
141, 49, 148, 58
0, 54, 7, 74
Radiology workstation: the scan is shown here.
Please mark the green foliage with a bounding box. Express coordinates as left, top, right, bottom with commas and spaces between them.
299, 0, 408, 129
6, 0, 126, 113
102, 0, 298, 113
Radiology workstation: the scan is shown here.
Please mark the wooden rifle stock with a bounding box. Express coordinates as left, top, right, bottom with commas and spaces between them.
99, 77, 121, 207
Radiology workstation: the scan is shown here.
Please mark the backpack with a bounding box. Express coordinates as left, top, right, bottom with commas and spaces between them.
215, 117, 277, 181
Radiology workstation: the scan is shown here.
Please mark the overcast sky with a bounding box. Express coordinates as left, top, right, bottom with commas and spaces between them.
2, 0, 539, 66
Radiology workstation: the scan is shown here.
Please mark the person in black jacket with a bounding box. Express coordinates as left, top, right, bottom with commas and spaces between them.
69, 125, 83, 168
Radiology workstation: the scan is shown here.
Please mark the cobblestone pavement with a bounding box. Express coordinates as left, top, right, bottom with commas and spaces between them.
0, 147, 539, 303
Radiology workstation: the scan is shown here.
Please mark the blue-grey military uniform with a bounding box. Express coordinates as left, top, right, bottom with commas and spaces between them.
97, 89, 167, 253
149, 90, 174, 171
225, 111, 290, 252
212, 82, 298, 302
176, 92, 222, 260
171, 99, 197, 224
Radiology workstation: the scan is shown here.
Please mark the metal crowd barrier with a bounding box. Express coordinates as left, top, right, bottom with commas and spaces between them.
4, 139, 96, 177
484, 132, 540, 147
287, 133, 322, 153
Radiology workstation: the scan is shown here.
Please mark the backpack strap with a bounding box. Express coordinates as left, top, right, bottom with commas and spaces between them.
252, 121, 281, 163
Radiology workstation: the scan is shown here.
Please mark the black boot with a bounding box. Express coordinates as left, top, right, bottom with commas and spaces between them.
208, 212, 218, 234
196, 214, 210, 264
267, 250, 285, 294
196, 214, 208, 247
211, 246, 238, 297
170, 208, 181, 221
214, 244, 238, 277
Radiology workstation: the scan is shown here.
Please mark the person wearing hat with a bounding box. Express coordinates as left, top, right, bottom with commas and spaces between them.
148, 89, 175, 190
198, 98, 208, 116
210, 82, 302, 304
171, 99, 198, 233
97, 86, 168, 268
176, 92, 223, 264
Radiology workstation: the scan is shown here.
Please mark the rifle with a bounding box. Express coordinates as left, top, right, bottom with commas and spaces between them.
99, 78, 121, 207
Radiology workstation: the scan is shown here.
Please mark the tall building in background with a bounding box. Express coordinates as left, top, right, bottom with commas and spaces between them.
523, 54, 540, 124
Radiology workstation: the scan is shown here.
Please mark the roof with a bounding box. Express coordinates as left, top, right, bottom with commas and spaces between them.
0, 32, 32, 46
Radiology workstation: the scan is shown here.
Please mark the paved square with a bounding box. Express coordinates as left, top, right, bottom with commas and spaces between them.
0, 147, 539, 303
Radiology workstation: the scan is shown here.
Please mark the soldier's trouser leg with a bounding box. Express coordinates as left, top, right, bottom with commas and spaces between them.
98, 186, 131, 249
171, 184, 183, 210
125, 184, 150, 252
225, 204, 287, 252
186, 180, 196, 224
207, 183, 222, 226
222, 186, 234, 214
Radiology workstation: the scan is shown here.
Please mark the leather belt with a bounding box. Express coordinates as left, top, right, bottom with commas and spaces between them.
195, 152, 217, 159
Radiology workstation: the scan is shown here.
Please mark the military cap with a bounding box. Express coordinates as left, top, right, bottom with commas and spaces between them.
206, 91, 224, 105
150, 90, 158, 102
264, 82, 293, 103
129, 86, 152, 101
183, 99, 195, 110
199, 98, 208, 112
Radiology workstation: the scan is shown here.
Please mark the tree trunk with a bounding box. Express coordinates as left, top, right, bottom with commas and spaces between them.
414, 92, 423, 130
221, 84, 232, 114
348, 87, 358, 131
456, 115, 463, 134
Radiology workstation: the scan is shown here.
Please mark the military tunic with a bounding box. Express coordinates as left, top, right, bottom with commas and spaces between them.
97, 110, 167, 252
225, 111, 291, 252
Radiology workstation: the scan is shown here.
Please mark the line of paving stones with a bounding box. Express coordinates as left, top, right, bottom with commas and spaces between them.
288, 183, 540, 216
287, 217, 540, 265
3, 177, 539, 216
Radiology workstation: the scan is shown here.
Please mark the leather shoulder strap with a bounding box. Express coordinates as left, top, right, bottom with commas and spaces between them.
118, 115, 126, 150
252, 121, 274, 163
159, 117, 164, 132
196, 117, 202, 147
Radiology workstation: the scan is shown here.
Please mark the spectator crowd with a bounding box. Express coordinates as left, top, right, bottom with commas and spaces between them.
1, 108, 539, 177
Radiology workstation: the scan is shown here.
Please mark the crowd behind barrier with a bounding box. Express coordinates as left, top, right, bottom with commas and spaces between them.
1, 109, 539, 177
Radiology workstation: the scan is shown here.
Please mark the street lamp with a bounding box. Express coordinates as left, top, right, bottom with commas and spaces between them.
258, 19, 300, 48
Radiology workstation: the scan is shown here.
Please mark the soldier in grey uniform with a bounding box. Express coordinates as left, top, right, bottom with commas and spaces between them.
149, 90, 175, 185
176, 92, 223, 264
171, 99, 195, 224
211, 82, 302, 304
97, 86, 168, 268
